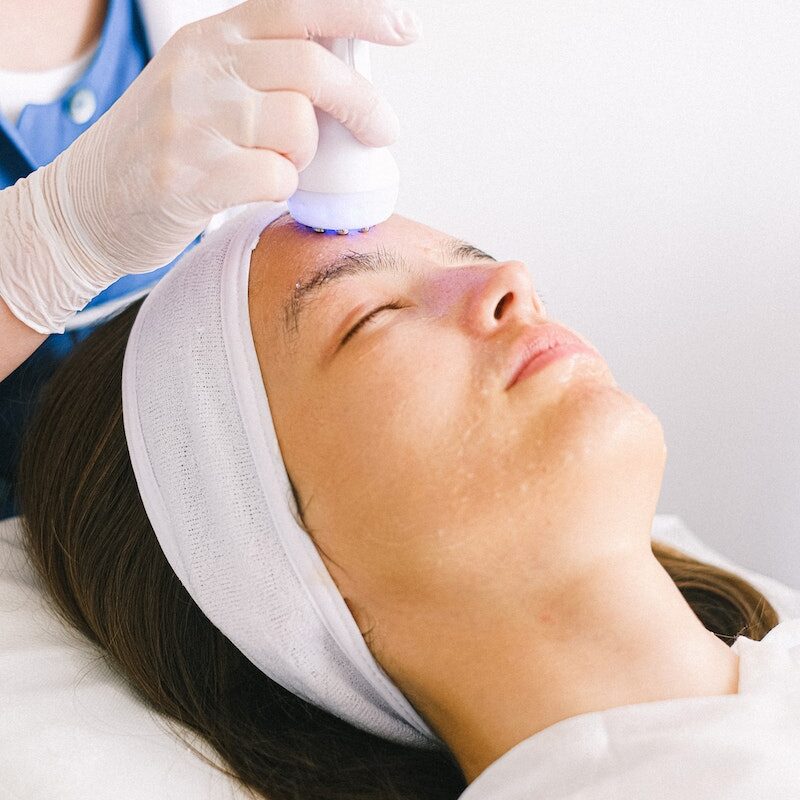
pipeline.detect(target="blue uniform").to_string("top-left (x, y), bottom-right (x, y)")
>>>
top-left (0, 0), bottom-right (189, 519)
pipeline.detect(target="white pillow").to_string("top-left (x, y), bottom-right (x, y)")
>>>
top-left (2, 512), bottom-right (799, 799)
top-left (0, 514), bottom-right (253, 800)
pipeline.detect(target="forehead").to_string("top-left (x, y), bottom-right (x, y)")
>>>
top-left (248, 212), bottom-right (451, 317)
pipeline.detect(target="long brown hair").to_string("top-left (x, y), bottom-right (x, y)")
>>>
top-left (15, 298), bottom-right (779, 800)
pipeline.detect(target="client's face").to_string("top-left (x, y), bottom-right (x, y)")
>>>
top-left (248, 212), bottom-right (665, 642)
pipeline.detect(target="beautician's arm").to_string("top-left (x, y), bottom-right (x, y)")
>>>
top-left (0, 297), bottom-right (46, 382)
top-left (0, 0), bottom-right (418, 385)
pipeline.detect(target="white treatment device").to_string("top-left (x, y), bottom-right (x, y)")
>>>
top-left (286, 37), bottom-right (400, 235)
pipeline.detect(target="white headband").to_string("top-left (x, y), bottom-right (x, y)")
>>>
top-left (121, 202), bottom-right (443, 749)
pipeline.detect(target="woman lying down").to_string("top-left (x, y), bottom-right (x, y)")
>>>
top-left (15, 202), bottom-right (800, 800)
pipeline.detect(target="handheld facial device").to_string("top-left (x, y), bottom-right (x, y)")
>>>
top-left (286, 37), bottom-right (400, 235)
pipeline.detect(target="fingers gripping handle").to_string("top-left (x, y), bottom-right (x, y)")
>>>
top-left (286, 37), bottom-right (400, 234)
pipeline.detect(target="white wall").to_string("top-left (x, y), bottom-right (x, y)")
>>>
top-left (372, 1), bottom-right (800, 587)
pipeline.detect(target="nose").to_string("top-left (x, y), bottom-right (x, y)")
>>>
top-left (464, 260), bottom-right (544, 336)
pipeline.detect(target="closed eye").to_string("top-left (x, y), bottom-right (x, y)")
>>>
top-left (339, 300), bottom-right (404, 348)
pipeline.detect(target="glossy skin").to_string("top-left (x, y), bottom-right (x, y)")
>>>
top-left (248, 212), bottom-right (739, 783)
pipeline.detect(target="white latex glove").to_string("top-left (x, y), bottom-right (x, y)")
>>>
top-left (0, 0), bottom-right (421, 334)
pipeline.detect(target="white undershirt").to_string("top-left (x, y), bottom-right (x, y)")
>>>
top-left (0, 44), bottom-right (98, 126)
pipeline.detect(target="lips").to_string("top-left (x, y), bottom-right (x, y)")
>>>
top-left (505, 324), bottom-right (596, 390)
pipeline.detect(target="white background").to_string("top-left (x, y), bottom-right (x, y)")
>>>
top-left (372, 1), bottom-right (800, 587)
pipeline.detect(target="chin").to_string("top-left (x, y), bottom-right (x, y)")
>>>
top-left (522, 369), bottom-right (667, 474)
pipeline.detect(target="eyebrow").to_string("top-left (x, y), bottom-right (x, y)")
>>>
top-left (283, 238), bottom-right (497, 337)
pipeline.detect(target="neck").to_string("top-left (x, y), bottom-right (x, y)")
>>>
top-left (0, 0), bottom-right (107, 71)
top-left (383, 542), bottom-right (740, 784)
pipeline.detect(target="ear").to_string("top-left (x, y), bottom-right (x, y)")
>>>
top-left (343, 594), bottom-right (375, 641)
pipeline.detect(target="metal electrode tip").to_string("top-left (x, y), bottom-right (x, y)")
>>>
top-left (309, 226), bottom-right (371, 233)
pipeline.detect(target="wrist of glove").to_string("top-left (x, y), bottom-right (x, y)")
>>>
top-left (0, 103), bottom-right (212, 336)
top-left (0, 147), bottom-right (126, 335)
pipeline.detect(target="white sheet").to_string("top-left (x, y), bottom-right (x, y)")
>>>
top-left (0, 514), bottom-right (253, 799)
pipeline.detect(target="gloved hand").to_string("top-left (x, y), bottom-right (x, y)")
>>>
top-left (0, 0), bottom-right (421, 334)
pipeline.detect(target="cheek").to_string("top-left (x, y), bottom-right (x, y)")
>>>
top-left (303, 325), bottom-right (473, 522)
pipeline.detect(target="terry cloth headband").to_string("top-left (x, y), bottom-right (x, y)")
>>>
top-left (121, 201), bottom-right (443, 749)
